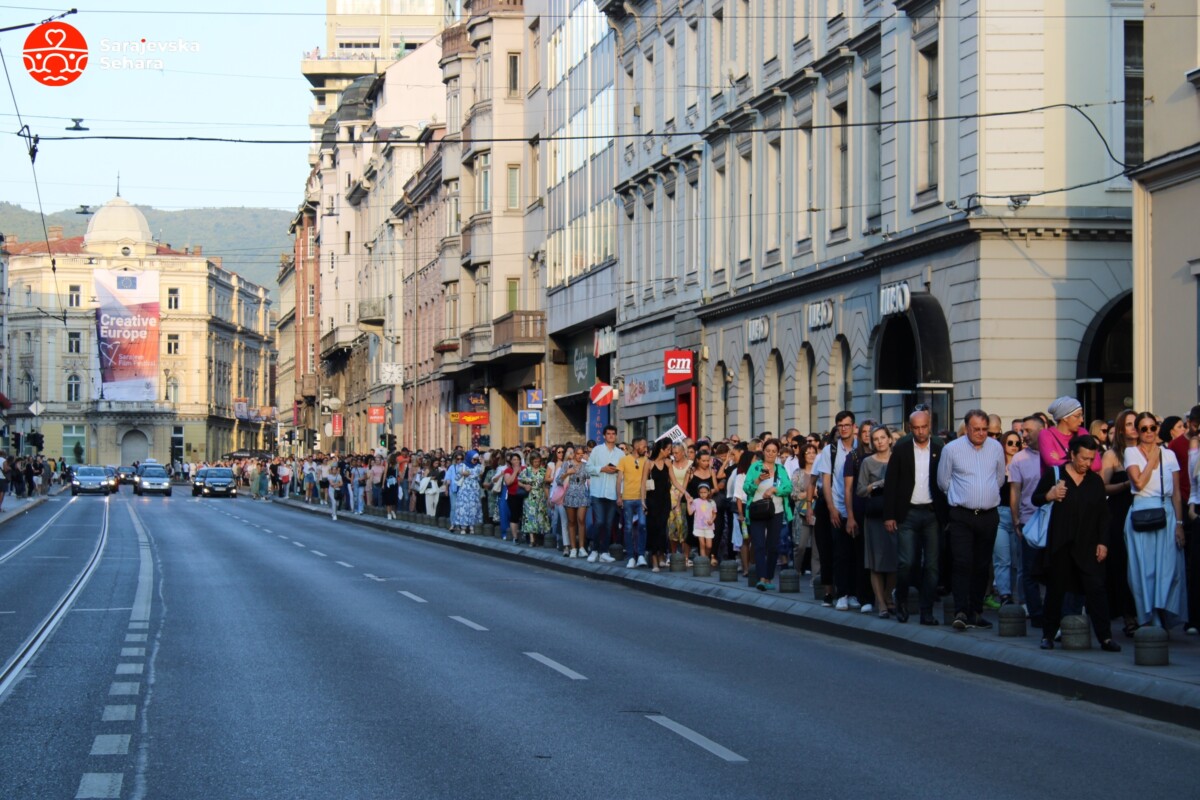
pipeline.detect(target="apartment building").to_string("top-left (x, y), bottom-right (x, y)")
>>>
top-left (601, 0), bottom-right (1140, 438)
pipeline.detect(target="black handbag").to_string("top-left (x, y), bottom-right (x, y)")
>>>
top-left (1130, 455), bottom-right (1168, 533)
top-left (748, 498), bottom-right (774, 521)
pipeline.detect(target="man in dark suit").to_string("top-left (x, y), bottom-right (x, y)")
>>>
top-left (883, 406), bottom-right (947, 624)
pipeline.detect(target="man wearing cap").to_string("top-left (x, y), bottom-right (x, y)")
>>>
top-left (1168, 405), bottom-right (1200, 633)
top-left (1039, 397), bottom-right (1101, 472)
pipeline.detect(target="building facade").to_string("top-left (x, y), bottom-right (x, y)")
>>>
top-left (601, 0), bottom-right (1139, 439)
top-left (3, 198), bottom-right (275, 465)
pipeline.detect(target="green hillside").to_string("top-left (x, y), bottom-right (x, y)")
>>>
top-left (0, 202), bottom-right (294, 296)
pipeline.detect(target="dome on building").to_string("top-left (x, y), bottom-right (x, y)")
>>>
top-left (84, 197), bottom-right (153, 246)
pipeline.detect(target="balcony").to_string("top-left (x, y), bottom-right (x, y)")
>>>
top-left (470, 0), bottom-right (524, 16)
top-left (461, 325), bottom-right (493, 362)
top-left (440, 23), bottom-right (473, 59)
top-left (491, 310), bottom-right (546, 363)
top-left (320, 324), bottom-right (358, 358)
top-left (357, 297), bottom-right (386, 330)
top-left (300, 374), bottom-right (318, 399)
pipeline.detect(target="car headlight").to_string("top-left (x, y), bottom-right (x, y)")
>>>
top-left (72, 480), bottom-right (80, 485)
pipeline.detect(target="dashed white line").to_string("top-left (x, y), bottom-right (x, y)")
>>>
top-left (121, 648), bottom-right (145, 657)
top-left (335, 561), bottom-right (354, 568)
top-left (524, 652), bottom-right (587, 681)
top-left (115, 663), bottom-right (143, 675)
top-left (263, 528), bottom-right (273, 533)
top-left (449, 616), bottom-right (488, 631)
top-left (277, 535), bottom-right (289, 540)
top-left (90, 734), bottom-right (131, 756)
top-left (363, 573), bottom-right (385, 582)
top-left (102, 705), bottom-right (136, 722)
top-left (124, 634), bottom-right (147, 643)
top-left (645, 715), bottom-right (748, 763)
top-left (76, 772), bottom-right (123, 798)
top-left (398, 591), bottom-right (426, 603)
top-left (108, 682), bottom-right (139, 696)
top-left (310, 550), bottom-right (327, 557)
top-left (292, 541), bottom-right (306, 548)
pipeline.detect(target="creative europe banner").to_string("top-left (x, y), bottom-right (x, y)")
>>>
top-left (94, 270), bottom-right (160, 401)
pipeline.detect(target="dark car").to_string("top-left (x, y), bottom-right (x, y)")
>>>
top-left (199, 467), bottom-right (236, 498)
top-left (191, 468), bottom-right (208, 497)
top-left (104, 466), bottom-right (119, 492)
top-left (134, 464), bottom-right (172, 496)
top-left (71, 466), bottom-right (111, 496)
top-left (117, 466), bottom-right (136, 484)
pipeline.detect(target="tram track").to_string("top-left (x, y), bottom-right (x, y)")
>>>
top-left (0, 496), bottom-right (111, 700)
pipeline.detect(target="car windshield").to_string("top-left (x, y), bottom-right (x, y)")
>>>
top-left (207, 469), bottom-right (233, 478)
top-left (76, 467), bottom-right (105, 477)
top-left (142, 467), bottom-right (168, 477)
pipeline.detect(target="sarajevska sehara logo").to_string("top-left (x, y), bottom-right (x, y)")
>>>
top-left (23, 21), bottom-right (88, 86)
top-left (663, 349), bottom-right (694, 386)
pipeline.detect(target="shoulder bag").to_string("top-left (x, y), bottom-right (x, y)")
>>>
top-left (1020, 466), bottom-right (1058, 549)
top-left (1130, 453), bottom-right (1168, 533)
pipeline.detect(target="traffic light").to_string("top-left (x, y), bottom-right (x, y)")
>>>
top-left (27, 431), bottom-right (44, 451)
top-left (379, 434), bottom-right (387, 448)
top-left (387, 433), bottom-right (396, 451)
top-left (12, 432), bottom-right (21, 452)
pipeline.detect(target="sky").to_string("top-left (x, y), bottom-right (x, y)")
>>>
top-left (0, 1), bottom-right (326, 213)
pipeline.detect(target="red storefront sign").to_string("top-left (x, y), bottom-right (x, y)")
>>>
top-left (458, 411), bottom-right (490, 425)
top-left (367, 405), bottom-right (386, 424)
top-left (331, 413), bottom-right (343, 436)
top-left (663, 350), bottom-right (694, 387)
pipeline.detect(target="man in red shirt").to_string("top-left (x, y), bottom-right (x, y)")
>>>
top-left (1167, 405), bottom-right (1199, 504)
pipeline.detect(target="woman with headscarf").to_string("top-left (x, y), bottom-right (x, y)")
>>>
top-left (1040, 396), bottom-right (1102, 473)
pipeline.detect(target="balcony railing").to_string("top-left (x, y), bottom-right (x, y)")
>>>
top-left (440, 23), bottom-right (473, 58)
top-left (470, 0), bottom-right (524, 15)
top-left (461, 326), bottom-right (493, 360)
top-left (357, 297), bottom-right (386, 326)
top-left (493, 310), bottom-right (545, 346)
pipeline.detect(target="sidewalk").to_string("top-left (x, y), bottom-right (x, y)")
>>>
top-left (0, 484), bottom-right (69, 526)
top-left (273, 495), bottom-right (1200, 729)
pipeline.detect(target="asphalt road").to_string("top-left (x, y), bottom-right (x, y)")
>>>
top-left (1, 490), bottom-right (1199, 799)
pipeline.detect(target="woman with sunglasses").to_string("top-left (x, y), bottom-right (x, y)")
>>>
top-left (1124, 412), bottom-right (1188, 630)
top-left (989, 431), bottom-right (1025, 609)
top-left (1089, 419), bottom-right (1111, 454)
top-left (1100, 409), bottom-right (1140, 635)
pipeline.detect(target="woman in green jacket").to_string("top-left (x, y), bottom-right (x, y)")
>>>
top-left (740, 439), bottom-right (793, 591)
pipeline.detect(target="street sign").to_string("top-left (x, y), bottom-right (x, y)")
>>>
top-left (518, 410), bottom-right (542, 427)
top-left (524, 389), bottom-right (543, 409)
top-left (28, 400), bottom-right (44, 416)
top-left (449, 412), bottom-right (461, 423)
top-left (367, 406), bottom-right (386, 424)
top-left (589, 381), bottom-right (613, 407)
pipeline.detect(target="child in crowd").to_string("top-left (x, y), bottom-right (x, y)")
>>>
top-left (689, 483), bottom-right (718, 567)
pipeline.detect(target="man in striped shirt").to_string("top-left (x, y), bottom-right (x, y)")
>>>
top-left (938, 409), bottom-right (1006, 630)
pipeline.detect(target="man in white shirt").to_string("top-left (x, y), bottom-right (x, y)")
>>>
top-left (586, 425), bottom-right (623, 563)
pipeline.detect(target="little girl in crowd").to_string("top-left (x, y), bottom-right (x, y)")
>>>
top-left (689, 484), bottom-right (718, 567)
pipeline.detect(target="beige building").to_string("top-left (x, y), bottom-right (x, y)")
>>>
top-left (1131, 0), bottom-right (1200, 414)
top-left (2, 198), bottom-right (275, 466)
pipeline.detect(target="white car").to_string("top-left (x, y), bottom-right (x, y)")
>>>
top-left (134, 465), bottom-right (172, 496)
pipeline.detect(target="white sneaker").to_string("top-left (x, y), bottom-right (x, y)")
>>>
top-left (626, 558), bottom-right (636, 568)
top-left (570, 548), bottom-right (578, 558)
top-left (860, 603), bottom-right (875, 614)
top-left (599, 553), bottom-right (616, 563)
top-left (848, 596), bottom-right (862, 609)
top-left (636, 555), bottom-right (648, 567)
top-left (835, 596), bottom-right (850, 611)
top-left (331, 513), bottom-right (337, 521)
top-left (587, 551), bottom-right (599, 563)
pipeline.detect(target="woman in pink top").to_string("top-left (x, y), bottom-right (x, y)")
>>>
top-left (1040, 396), bottom-right (1102, 472)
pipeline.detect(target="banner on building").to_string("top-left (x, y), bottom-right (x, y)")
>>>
top-left (234, 398), bottom-right (250, 420)
top-left (331, 413), bottom-right (344, 436)
top-left (622, 369), bottom-right (673, 407)
top-left (458, 411), bottom-right (489, 425)
top-left (368, 406), bottom-right (386, 424)
top-left (566, 331), bottom-right (597, 394)
top-left (587, 402), bottom-right (610, 443)
top-left (94, 269), bottom-right (160, 401)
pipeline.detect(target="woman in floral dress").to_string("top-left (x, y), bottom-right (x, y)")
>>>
top-left (519, 452), bottom-right (553, 546)
top-left (452, 454), bottom-right (485, 533)
top-left (666, 443), bottom-right (693, 564)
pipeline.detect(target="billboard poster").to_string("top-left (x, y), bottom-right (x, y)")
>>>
top-left (94, 269), bottom-right (160, 401)
top-left (234, 398), bottom-right (250, 420)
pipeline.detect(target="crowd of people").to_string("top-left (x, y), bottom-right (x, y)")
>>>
top-left (232, 397), bottom-right (1200, 654)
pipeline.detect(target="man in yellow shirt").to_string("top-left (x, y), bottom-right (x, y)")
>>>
top-left (616, 437), bottom-right (649, 568)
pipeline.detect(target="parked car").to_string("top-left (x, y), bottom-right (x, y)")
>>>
top-left (117, 466), bottom-right (136, 484)
top-left (191, 468), bottom-right (208, 497)
top-left (198, 467), bottom-right (236, 498)
top-left (71, 466), bottom-right (111, 496)
top-left (134, 464), bottom-right (172, 496)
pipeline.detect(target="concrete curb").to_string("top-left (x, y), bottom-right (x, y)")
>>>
top-left (0, 483), bottom-right (70, 526)
top-left (271, 496), bottom-right (1200, 730)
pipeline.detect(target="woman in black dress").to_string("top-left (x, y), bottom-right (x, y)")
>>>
top-left (1033, 434), bottom-right (1121, 652)
top-left (644, 439), bottom-right (672, 572)
top-left (1100, 409), bottom-right (1139, 635)
top-left (382, 455), bottom-right (400, 520)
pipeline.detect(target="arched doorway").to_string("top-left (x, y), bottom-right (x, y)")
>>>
top-left (875, 293), bottom-right (954, 434)
top-left (1078, 292), bottom-right (1132, 423)
top-left (120, 429), bottom-right (149, 465)
top-left (737, 355), bottom-right (756, 438)
top-left (794, 345), bottom-right (817, 433)
top-left (711, 362), bottom-right (729, 439)
top-left (764, 350), bottom-right (784, 436)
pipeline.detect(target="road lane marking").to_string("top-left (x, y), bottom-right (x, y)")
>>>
top-left (278, 535), bottom-right (289, 540)
top-left (120, 648), bottom-right (145, 657)
top-left (524, 652), bottom-right (587, 681)
top-left (102, 705), bottom-right (136, 722)
top-left (450, 616), bottom-right (488, 631)
top-left (108, 682), bottom-right (140, 695)
top-left (128, 621), bottom-right (148, 629)
top-left (363, 573), bottom-right (385, 582)
top-left (0, 496), bottom-right (77, 566)
top-left (90, 734), bottom-right (130, 756)
top-left (73, 608), bottom-right (133, 612)
top-left (124, 634), bottom-right (147, 643)
top-left (126, 507), bottom-right (153, 624)
top-left (398, 591), bottom-right (426, 603)
top-left (0, 611), bottom-right (14, 615)
top-left (76, 773), bottom-right (122, 798)
top-left (335, 561), bottom-right (354, 568)
top-left (645, 715), bottom-right (747, 763)
top-left (292, 542), bottom-right (306, 548)
top-left (263, 528), bottom-right (273, 533)
top-left (33, 555), bottom-right (70, 559)
top-left (115, 663), bottom-right (143, 675)
top-left (310, 551), bottom-right (327, 557)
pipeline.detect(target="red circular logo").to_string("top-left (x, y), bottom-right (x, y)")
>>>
top-left (23, 22), bottom-right (88, 86)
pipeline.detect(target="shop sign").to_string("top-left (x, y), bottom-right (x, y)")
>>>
top-left (806, 300), bottom-right (834, 330)
top-left (623, 369), bottom-right (674, 407)
top-left (331, 413), bottom-right (343, 436)
top-left (518, 410), bottom-right (542, 427)
top-left (663, 350), bottom-right (694, 387)
top-left (449, 412), bottom-right (461, 423)
top-left (880, 281), bottom-right (911, 317)
top-left (367, 406), bottom-right (386, 424)
top-left (458, 392), bottom-right (487, 412)
top-left (567, 331), bottom-right (597, 394)
top-left (590, 381), bottom-right (614, 407)
top-left (524, 388), bottom-right (544, 409)
top-left (593, 326), bottom-right (618, 358)
top-left (458, 411), bottom-right (489, 425)
top-left (587, 403), bottom-right (610, 442)
top-left (747, 316), bottom-right (770, 343)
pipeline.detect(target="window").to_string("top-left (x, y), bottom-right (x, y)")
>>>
top-left (710, 11), bottom-right (724, 95)
top-left (478, 51), bottom-right (492, 102)
top-left (642, 48), bottom-right (655, 134)
top-left (167, 334), bottom-right (180, 355)
top-left (685, 22), bottom-right (699, 109)
top-left (506, 278), bottom-right (520, 312)
top-left (307, 284), bottom-right (316, 316)
top-left (165, 378), bottom-right (179, 403)
top-left (63, 424), bottom-right (85, 463)
top-left (919, 45), bottom-right (939, 191)
top-left (446, 282), bottom-right (460, 336)
top-left (507, 53), bottom-right (520, 97)
top-left (478, 154), bottom-right (491, 212)
top-left (664, 36), bottom-right (676, 124)
top-left (738, 150), bottom-right (752, 263)
top-left (447, 179), bottom-right (461, 234)
top-left (831, 103), bottom-right (849, 232)
top-left (23, 331), bottom-right (31, 353)
top-left (527, 24), bottom-right (539, 89)
top-left (739, 0), bottom-right (750, 74)
top-left (474, 265), bottom-right (490, 325)
top-left (713, 164), bottom-right (726, 273)
top-left (168, 287), bottom-right (180, 310)
top-left (685, 180), bottom-right (699, 275)
top-left (764, 0), bottom-right (777, 61)
top-left (795, 122), bottom-right (812, 242)
top-left (307, 342), bottom-right (316, 373)
top-left (447, 79), bottom-right (461, 134)
top-left (506, 165), bottom-right (521, 209)
top-left (344, 231), bottom-right (351, 255)
top-left (24, 285), bottom-right (31, 306)
top-left (1124, 21), bottom-right (1144, 166)
top-left (767, 139), bottom-right (781, 251)
top-left (67, 331), bottom-right (81, 354)
top-left (663, 188), bottom-right (674, 284)
top-left (528, 142), bottom-right (539, 199)
top-left (866, 84), bottom-right (882, 224)
top-left (68, 284), bottom-right (81, 307)
top-left (66, 374), bottom-right (81, 402)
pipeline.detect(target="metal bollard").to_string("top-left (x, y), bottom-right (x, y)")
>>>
top-left (998, 603), bottom-right (1027, 637)
top-left (1060, 615), bottom-right (1091, 650)
top-left (609, 543), bottom-right (625, 560)
top-left (1134, 626), bottom-right (1169, 666)
top-left (778, 569), bottom-right (800, 593)
top-left (669, 553), bottom-right (688, 573)
top-left (719, 560), bottom-right (739, 582)
top-left (692, 559), bottom-right (712, 578)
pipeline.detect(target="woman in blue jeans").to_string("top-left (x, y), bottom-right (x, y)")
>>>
top-left (739, 439), bottom-right (793, 591)
top-left (991, 432), bottom-right (1023, 606)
